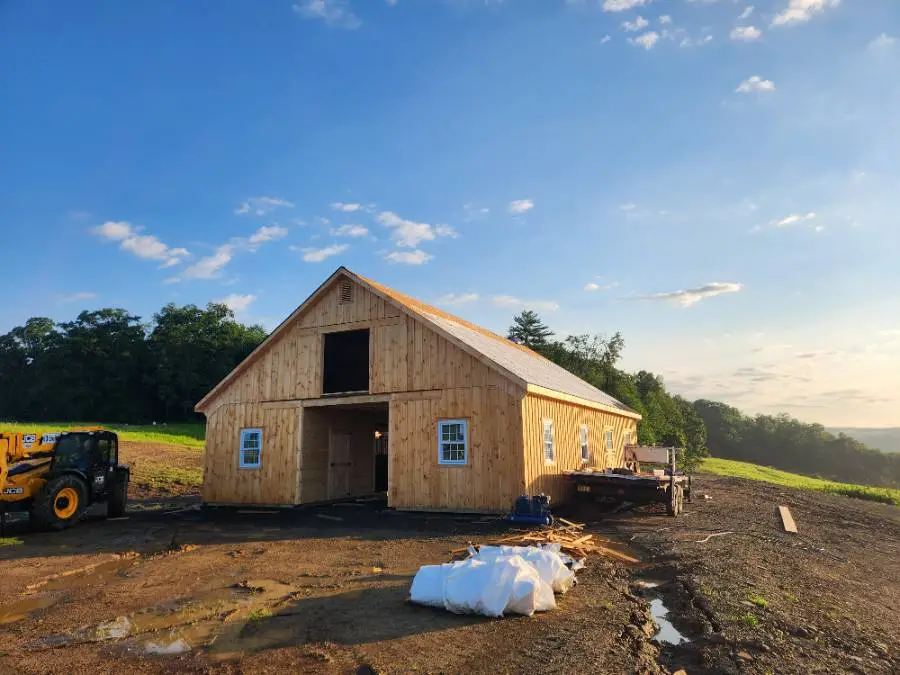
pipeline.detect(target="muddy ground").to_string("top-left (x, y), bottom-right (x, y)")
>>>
top-left (1, 470), bottom-right (898, 674)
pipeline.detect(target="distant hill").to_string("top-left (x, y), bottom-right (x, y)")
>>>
top-left (828, 428), bottom-right (900, 454)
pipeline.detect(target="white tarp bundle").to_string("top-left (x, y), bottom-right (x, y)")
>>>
top-left (408, 545), bottom-right (578, 618)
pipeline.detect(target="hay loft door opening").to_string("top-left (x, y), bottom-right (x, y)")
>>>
top-left (323, 329), bottom-right (370, 395)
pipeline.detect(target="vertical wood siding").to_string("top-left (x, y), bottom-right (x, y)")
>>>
top-left (388, 385), bottom-right (525, 512)
top-left (521, 393), bottom-right (638, 505)
top-left (202, 403), bottom-right (299, 505)
top-left (200, 274), bottom-right (635, 511)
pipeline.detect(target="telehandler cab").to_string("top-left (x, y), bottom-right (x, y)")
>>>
top-left (0, 429), bottom-right (129, 530)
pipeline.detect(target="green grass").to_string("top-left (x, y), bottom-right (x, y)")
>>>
top-left (739, 612), bottom-right (760, 629)
top-left (249, 608), bottom-right (273, 621)
top-left (747, 594), bottom-right (769, 609)
top-left (0, 537), bottom-right (24, 547)
top-left (0, 422), bottom-right (205, 449)
top-left (134, 464), bottom-right (203, 489)
top-left (699, 457), bottom-right (900, 506)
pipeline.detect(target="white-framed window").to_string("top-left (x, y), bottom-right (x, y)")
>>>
top-left (580, 425), bottom-right (589, 463)
top-left (624, 431), bottom-right (632, 446)
top-left (605, 430), bottom-right (614, 451)
top-left (438, 419), bottom-right (468, 465)
top-left (239, 428), bottom-right (262, 469)
top-left (543, 419), bottom-right (555, 463)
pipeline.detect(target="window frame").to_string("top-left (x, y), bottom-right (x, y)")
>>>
top-left (543, 419), bottom-right (555, 464)
top-left (579, 425), bottom-right (589, 463)
top-left (437, 419), bottom-right (469, 466)
top-left (239, 428), bottom-right (263, 469)
top-left (605, 429), bottom-right (614, 451)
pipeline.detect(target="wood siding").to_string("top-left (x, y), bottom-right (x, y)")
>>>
top-left (199, 273), bottom-right (638, 511)
top-left (389, 385), bottom-right (525, 512)
top-left (521, 393), bottom-right (638, 505)
top-left (202, 403), bottom-right (299, 505)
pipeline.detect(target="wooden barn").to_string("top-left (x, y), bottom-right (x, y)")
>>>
top-left (195, 267), bottom-right (641, 512)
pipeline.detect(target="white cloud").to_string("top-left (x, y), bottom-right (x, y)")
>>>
top-left (386, 0), bottom-right (399, 6)
top-left (437, 292), bottom-right (479, 306)
top-left (331, 202), bottom-right (362, 212)
top-left (637, 282), bottom-right (743, 307)
top-left (869, 33), bottom-right (896, 50)
top-left (214, 293), bottom-right (256, 313)
top-left (735, 75), bottom-right (775, 93)
top-left (292, 0), bottom-right (361, 29)
top-left (622, 16), bottom-right (649, 31)
top-left (602, 0), bottom-right (649, 11)
top-left (247, 225), bottom-right (288, 247)
top-left (620, 202), bottom-right (637, 211)
top-left (292, 243), bottom-right (349, 262)
top-left (730, 25), bottom-right (762, 41)
top-left (680, 35), bottom-right (714, 48)
top-left (508, 199), bottom-right (534, 214)
top-left (463, 204), bottom-right (490, 221)
top-left (738, 5), bottom-right (754, 20)
top-left (385, 249), bottom-right (433, 265)
top-left (772, 212), bottom-right (817, 227)
top-left (57, 291), bottom-right (97, 304)
top-left (600, 34), bottom-right (612, 44)
top-left (492, 295), bottom-right (560, 312)
top-left (329, 224), bottom-right (369, 237)
top-left (584, 281), bottom-right (618, 292)
top-left (377, 211), bottom-right (456, 247)
top-left (629, 31), bottom-right (660, 49)
top-left (772, 0), bottom-right (840, 27)
top-left (181, 244), bottom-right (235, 280)
top-left (234, 196), bottom-right (294, 216)
top-left (92, 221), bottom-right (190, 268)
top-left (659, 15), bottom-right (672, 24)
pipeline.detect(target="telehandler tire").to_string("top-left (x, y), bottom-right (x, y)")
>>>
top-left (30, 475), bottom-right (87, 531)
top-left (107, 473), bottom-right (128, 518)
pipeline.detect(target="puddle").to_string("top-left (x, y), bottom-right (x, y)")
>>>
top-left (649, 597), bottom-right (689, 645)
top-left (636, 581), bottom-right (690, 646)
top-left (0, 595), bottom-right (58, 625)
top-left (36, 579), bottom-right (299, 652)
top-left (29, 556), bottom-right (140, 593)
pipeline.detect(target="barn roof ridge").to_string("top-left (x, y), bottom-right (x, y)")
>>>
top-left (195, 266), bottom-right (638, 418)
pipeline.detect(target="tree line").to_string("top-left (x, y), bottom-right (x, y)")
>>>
top-left (2, 304), bottom-right (897, 488)
top-left (0, 304), bottom-right (266, 424)
top-left (509, 310), bottom-right (900, 488)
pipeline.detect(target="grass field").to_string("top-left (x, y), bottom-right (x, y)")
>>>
top-left (700, 457), bottom-right (900, 506)
top-left (0, 422), bottom-right (205, 449)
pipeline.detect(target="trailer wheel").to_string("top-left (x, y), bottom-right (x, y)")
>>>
top-left (666, 485), bottom-right (682, 517)
top-left (107, 474), bottom-right (128, 518)
top-left (30, 475), bottom-right (87, 530)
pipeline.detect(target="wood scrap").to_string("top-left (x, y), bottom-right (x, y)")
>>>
top-left (779, 505), bottom-right (798, 533)
top-left (446, 520), bottom-right (642, 566)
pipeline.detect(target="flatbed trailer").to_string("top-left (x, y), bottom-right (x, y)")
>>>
top-left (564, 446), bottom-right (692, 516)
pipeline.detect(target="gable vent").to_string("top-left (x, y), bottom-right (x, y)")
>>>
top-left (339, 281), bottom-right (354, 304)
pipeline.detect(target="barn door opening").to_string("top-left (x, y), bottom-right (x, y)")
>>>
top-left (323, 329), bottom-right (370, 395)
top-left (328, 431), bottom-right (353, 499)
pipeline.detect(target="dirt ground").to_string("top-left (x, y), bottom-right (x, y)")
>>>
top-left (1, 471), bottom-right (897, 674)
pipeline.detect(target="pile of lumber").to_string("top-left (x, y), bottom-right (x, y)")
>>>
top-left (450, 518), bottom-right (640, 565)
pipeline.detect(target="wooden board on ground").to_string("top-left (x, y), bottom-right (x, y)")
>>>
top-left (779, 505), bottom-right (798, 533)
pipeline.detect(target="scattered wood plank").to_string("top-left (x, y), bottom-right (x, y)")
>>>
top-left (779, 505), bottom-right (798, 533)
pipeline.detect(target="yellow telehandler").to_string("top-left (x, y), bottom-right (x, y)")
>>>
top-left (0, 429), bottom-right (129, 530)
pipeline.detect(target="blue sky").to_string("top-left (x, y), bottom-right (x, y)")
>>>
top-left (2, 0), bottom-right (899, 426)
